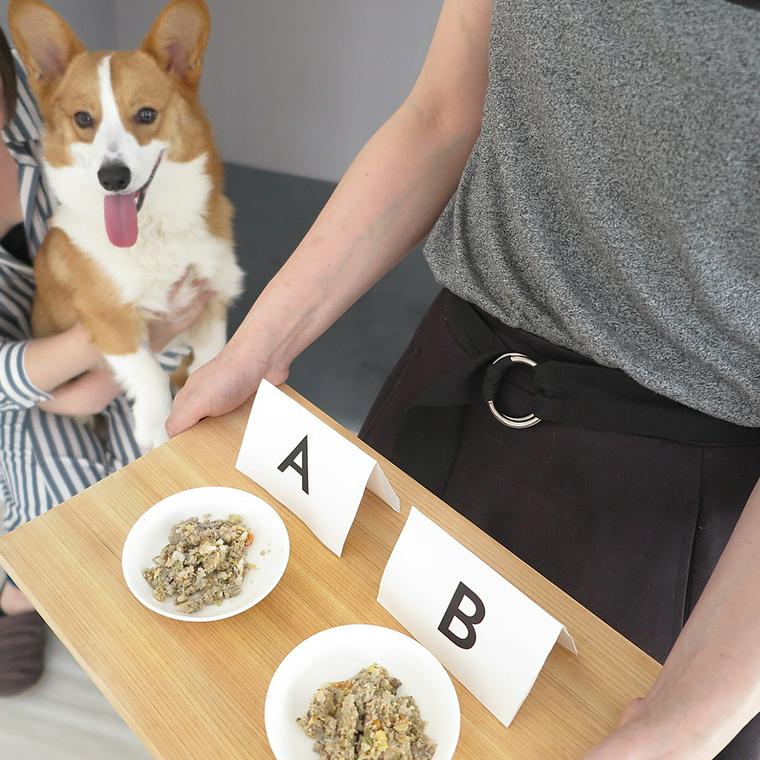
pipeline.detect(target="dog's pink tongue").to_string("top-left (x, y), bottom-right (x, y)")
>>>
top-left (103, 193), bottom-right (139, 248)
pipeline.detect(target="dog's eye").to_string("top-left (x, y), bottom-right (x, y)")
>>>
top-left (74, 111), bottom-right (94, 129)
top-left (136, 107), bottom-right (158, 125)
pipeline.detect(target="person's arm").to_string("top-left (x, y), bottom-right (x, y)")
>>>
top-left (22, 322), bottom-right (103, 392)
top-left (166, 0), bottom-right (492, 435)
top-left (586, 477), bottom-right (760, 760)
top-left (37, 362), bottom-right (122, 416)
top-left (0, 315), bottom-right (103, 413)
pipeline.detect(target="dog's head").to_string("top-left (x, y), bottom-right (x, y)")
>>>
top-left (9, 0), bottom-right (212, 248)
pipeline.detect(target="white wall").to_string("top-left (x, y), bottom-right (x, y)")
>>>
top-left (3, 0), bottom-right (442, 182)
top-left (115, 0), bottom-right (441, 181)
top-left (0, 0), bottom-right (117, 49)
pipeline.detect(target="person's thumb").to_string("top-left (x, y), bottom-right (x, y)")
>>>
top-left (166, 387), bottom-right (203, 438)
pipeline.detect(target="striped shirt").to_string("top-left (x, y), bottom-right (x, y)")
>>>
top-left (0, 52), bottom-right (187, 532)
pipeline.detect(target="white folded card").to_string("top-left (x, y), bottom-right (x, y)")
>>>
top-left (236, 380), bottom-right (400, 556)
top-left (378, 507), bottom-right (576, 728)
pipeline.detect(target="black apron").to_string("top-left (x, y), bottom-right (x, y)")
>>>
top-left (360, 290), bottom-right (760, 760)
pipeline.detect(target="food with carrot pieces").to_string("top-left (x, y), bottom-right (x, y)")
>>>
top-left (297, 663), bottom-right (436, 759)
top-left (142, 514), bottom-right (254, 613)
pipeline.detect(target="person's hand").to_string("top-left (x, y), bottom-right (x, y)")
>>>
top-left (584, 697), bottom-right (711, 760)
top-left (583, 700), bottom-right (655, 760)
top-left (147, 269), bottom-right (216, 352)
top-left (38, 362), bottom-right (123, 416)
top-left (165, 342), bottom-right (289, 437)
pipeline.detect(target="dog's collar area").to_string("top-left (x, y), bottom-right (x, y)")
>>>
top-left (136, 152), bottom-right (164, 213)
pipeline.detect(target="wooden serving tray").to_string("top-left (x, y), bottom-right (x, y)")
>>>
top-left (0, 386), bottom-right (659, 759)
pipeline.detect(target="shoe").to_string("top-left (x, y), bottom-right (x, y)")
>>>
top-left (0, 576), bottom-right (46, 697)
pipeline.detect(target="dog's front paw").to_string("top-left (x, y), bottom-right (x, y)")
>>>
top-left (134, 421), bottom-right (169, 454)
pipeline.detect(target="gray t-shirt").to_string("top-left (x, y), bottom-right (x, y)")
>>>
top-left (424, 0), bottom-right (760, 426)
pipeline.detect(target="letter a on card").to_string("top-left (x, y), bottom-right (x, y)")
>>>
top-left (236, 380), bottom-right (400, 556)
top-left (278, 435), bottom-right (310, 494)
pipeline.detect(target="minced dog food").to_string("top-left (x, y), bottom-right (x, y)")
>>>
top-left (142, 514), bottom-right (253, 613)
top-left (298, 664), bottom-right (436, 760)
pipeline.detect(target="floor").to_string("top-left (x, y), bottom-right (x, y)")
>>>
top-left (0, 628), bottom-right (150, 760)
top-left (0, 164), bottom-right (438, 758)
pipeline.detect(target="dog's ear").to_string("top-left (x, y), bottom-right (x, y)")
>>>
top-left (141, 0), bottom-right (210, 91)
top-left (8, 0), bottom-right (84, 101)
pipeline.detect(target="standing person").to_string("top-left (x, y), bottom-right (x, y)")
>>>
top-left (167, 2), bottom-right (760, 757)
top-left (0, 30), bottom-right (213, 697)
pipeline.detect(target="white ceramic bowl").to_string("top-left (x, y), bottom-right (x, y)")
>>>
top-left (265, 625), bottom-right (460, 760)
top-left (122, 486), bottom-right (289, 622)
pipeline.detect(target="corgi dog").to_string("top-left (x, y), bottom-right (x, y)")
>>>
top-left (9, 0), bottom-right (244, 451)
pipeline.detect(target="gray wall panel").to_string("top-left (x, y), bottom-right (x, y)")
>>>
top-left (115, 0), bottom-right (441, 181)
top-left (0, 0), bottom-right (117, 49)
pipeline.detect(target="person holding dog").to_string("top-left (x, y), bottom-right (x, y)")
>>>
top-left (168, 1), bottom-right (760, 758)
top-left (0, 28), bottom-right (213, 696)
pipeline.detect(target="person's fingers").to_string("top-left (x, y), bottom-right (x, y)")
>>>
top-left (167, 347), bottom-right (268, 437)
top-left (159, 291), bottom-right (216, 342)
top-left (190, 277), bottom-right (210, 291)
top-left (168, 266), bottom-right (193, 301)
top-left (166, 383), bottom-right (205, 437)
top-left (167, 293), bottom-right (217, 336)
top-left (174, 288), bottom-right (216, 319)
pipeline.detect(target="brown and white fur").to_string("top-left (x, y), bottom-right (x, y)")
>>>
top-left (9, 0), bottom-right (243, 451)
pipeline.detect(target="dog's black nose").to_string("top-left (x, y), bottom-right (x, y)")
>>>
top-left (98, 162), bottom-right (132, 192)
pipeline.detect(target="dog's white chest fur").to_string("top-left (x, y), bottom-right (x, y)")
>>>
top-left (47, 153), bottom-right (242, 313)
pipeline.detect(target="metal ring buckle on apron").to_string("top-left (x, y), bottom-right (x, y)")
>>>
top-left (486, 353), bottom-right (542, 429)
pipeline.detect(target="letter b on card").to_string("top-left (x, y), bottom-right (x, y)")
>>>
top-left (236, 380), bottom-right (399, 556)
top-left (438, 582), bottom-right (486, 650)
top-left (378, 508), bottom-right (576, 728)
